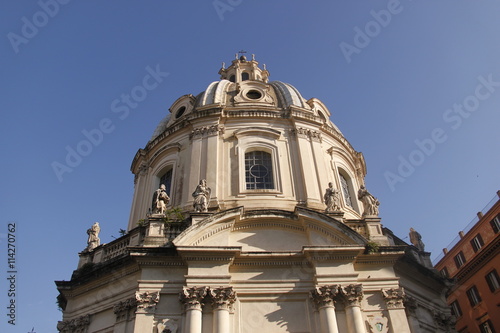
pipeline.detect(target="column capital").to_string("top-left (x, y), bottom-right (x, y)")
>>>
top-left (179, 286), bottom-right (208, 311)
top-left (57, 314), bottom-right (91, 333)
top-left (403, 295), bottom-right (418, 315)
top-left (382, 287), bottom-right (405, 309)
top-left (135, 291), bottom-right (160, 312)
top-left (340, 284), bottom-right (363, 307)
top-left (310, 284), bottom-right (340, 310)
top-left (113, 297), bottom-right (137, 321)
top-left (210, 286), bottom-right (237, 310)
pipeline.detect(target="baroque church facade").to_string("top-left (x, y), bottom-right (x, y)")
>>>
top-left (56, 55), bottom-right (454, 333)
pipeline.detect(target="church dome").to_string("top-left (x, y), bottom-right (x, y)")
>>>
top-left (131, 55), bottom-right (366, 231)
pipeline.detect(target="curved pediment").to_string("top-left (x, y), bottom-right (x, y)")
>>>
top-left (173, 207), bottom-right (367, 252)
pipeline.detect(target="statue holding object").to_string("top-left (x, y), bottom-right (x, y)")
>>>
top-left (358, 185), bottom-right (380, 216)
top-left (152, 184), bottom-right (170, 215)
top-left (324, 182), bottom-right (341, 212)
top-left (192, 179), bottom-right (211, 212)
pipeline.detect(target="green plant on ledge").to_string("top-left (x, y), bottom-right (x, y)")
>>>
top-left (137, 219), bottom-right (147, 227)
top-left (163, 206), bottom-right (185, 224)
top-left (365, 241), bottom-right (380, 254)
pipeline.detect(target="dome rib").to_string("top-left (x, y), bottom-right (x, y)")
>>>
top-left (269, 81), bottom-right (306, 108)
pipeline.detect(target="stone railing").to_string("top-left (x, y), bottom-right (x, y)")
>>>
top-left (102, 236), bottom-right (131, 262)
top-left (78, 217), bottom-right (191, 268)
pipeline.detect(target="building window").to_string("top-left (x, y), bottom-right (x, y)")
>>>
top-left (479, 320), bottom-right (495, 333)
top-left (160, 169), bottom-right (173, 196)
top-left (466, 285), bottom-right (482, 307)
top-left (471, 233), bottom-right (484, 252)
top-left (485, 270), bottom-right (500, 292)
top-left (450, 300), bottom-right (462, 317)
top-left (245, 151), bottom-right (274, 190)
top-left (491, 214), bottom-right (500, 233)
top-left (241, 72), bottom-right (249, 81)
top-left (454, 251), bottom-right (466, 268)
top-left (229, 75), bottom-right (235, 82)
top-left (339, 173), bottom-right (353, 208)
top-left (440, 267), bottom-right (449, 278)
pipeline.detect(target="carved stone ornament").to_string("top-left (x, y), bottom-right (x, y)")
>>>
top-left (403, 295), bottom-right (418, 316)
top-left (57, 314), bottom-right (90, 333)
top-left (113, 297), bottom-right (137, 321)
top-left (179, 286), bottom-right (209, 310)
top-left (367, 314), bottom-right (389, 333)
top-left (210, 286), bottom-right (237, 310)
top-left (157, 318), bottom-right (179, 333)
top-left (310, 285), bottom-right (340, 310)
top-left (382, 288), bottom-right (405, 309)
top-left (135, 291), bottom-right (160, 309)
top-left (190, 125), bottom-right (224, 140)
top-left (291, 127), bottom-right (322, 142)
top-left (340, 284), bottom-right (364, 307)
top-left (433, 310), bottom-right (456, 330)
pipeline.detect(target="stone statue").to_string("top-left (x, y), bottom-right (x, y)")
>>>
top-left (157, 318), bottom-right (178, 333)
top-left (192, 179), bottom-right (211, 212)
top-left (324, 182), bottom-right (340, 212)
top-left (357, 185), bottom-right (380, 216)
top-left (86, 222), bottom-right (100, 251)
top-left (152, 184), bottom-right (170, 215)
top-left (409, 227), bottom-right (425, 251)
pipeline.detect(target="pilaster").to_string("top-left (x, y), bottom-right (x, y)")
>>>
top-left (382, 288), bottom-right (411, 333)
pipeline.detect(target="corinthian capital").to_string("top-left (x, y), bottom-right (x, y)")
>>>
top-left (340, 284), bottom-right (364, 307)
top-left (210, 286), bottom-right (237, 310)
top-left (382, 288), bottom-right (405, 309)
top-left (179, 286), bottom-right (208, 310)
top-left (135, 291), bottom-right (160, 310)
top-left (310, 285), bottom-right (340, 310)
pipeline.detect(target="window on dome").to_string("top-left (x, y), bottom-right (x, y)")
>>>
top-left (245, 151), bottom-right (274, 190)
top-left (339, 173), bottom-right (353, 208)
top-left (160, 169), bottom-right (173, 196)
top-left (229, 75), bottom-right (235, 82)
top-left (246, 90), bottom-right (262, 100)
top-left (175, 106), bottom-right (186, 119)
top-left (242, 72), bottom-right (249, 81)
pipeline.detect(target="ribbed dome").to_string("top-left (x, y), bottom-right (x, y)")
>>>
top-left (194, 79), bottom-right (308, 109)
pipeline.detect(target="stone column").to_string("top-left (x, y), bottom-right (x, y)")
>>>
top-left (341, 284), bottom-right (365, 333)
top-left (310, 285), bottom-right (340, 333)
top-left (180, 286), bottom-right (208, 333)
top-left (133, 291), bottom-right (160, 332)
top-left (210, 286), bottom-right (236, 333)
top-left (382, 288), bottom-right (411, 333)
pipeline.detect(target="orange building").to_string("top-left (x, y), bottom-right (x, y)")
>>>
top-left (435, 191), bottom-right (500, 333)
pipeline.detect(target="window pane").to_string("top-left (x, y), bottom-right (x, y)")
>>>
top-left (480, 320), bottom-right (495, 333)
top-left (466, 286), bottom-right (481, 306)
top-left (340, 173), bottom-right (353, 208)
top-left (471, 234), bottom-right (484, 252)
top-left (491, 215), bottom-right (500, 233)
top-left (450, 300), bottom-right (462, 317)
top-left (486, 270), bottom-right (500, 292)
top-left (455, 251), bottom-right (466, 268)
top-left (245, 151), bottom-right (274, 190)
top-left (160, 169), bottom-right (173, 196)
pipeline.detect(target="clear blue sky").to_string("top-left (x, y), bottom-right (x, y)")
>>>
top-left (1, 1), bottom-right (499, 331)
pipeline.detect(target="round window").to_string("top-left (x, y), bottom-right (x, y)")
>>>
top-left (246, 90), bottom-right (262, 100)
top-left (175, 106), bottom-right (186, 118)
